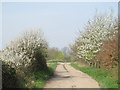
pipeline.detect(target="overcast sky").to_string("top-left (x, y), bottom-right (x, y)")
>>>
top-left (1, 2), bottom-right (118, 50)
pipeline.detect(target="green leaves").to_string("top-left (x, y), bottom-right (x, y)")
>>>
top-left (1, 29), bottom-right (48, 88)
top-left (71, 10), bottom-right (118, 65)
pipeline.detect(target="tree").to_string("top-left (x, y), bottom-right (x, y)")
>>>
top-left (0, 29), bottom-right (48, 87)
top-left (61, 47), bottom-right (70, 55)
top-left (71, 10), bottom-right (118, 67)
top-left (61, 47), bottom-right (72, 61)
top-left (55, 53), bottom-right (64, 60)
top-left (47, 47), bottom-right (64, 60)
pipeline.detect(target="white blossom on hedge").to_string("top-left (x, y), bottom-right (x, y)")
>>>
top-left (74, 11), bottom-right (118, 63)
top-left (0, 29), bottom-right (48, 68)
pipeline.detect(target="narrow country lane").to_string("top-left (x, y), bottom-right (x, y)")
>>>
top-left (44, 63), bottom-right (100, 88)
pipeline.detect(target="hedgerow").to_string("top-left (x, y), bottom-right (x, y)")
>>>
top-left (0, 29), bottom-right (48, 88)
top-left (71, 10), bottom-right (118, 69)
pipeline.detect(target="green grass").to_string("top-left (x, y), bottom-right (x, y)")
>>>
top-left (71, 63), bottom-right (118, 88)
top-left (47, 60), bottom-right (72, 63)
top-left (34, 63), bottom-right (57, 88)
top-left (25, 63), bottom-right (57, 88)
top-left (47, 60), bottom-right (64, 63)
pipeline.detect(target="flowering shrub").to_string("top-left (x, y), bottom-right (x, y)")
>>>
top-left (1, 29), bottom-right (48, 70)
top-left (0, 29), bottom-right (48, 87)
top-left (71, 11), bottom-right (118, 68)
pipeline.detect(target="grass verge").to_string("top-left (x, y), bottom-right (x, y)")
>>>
top-left (25, 63), bottom-right (57, 88)
top-left (47, 60), bottom-right (64, 63)
top-left (47, 60), bottom-right (71, 63)
top-left (71, 63), bottom-right (118, 88)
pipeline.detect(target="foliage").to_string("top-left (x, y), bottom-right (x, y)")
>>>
top-left (30, 63), bottom-right (57, 88)
top-left (47, 47), bottom-right (64, 60)
top-left (2, 61), bottom-right (19, 88)
top-left (70, 10), bottom-right (118, 69)
top-left (61, 47), bottom-right (72, 61)
top-left (71, 63), bottom-right (118, 88)
top-left (0, 29), bottom-right (48, 88)
top-left (1, 29), bottom-right (47, 70)
top-left (95, 33), bottom-right (118, 69)
top-left (55, 53), bottom-right (64, 60)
